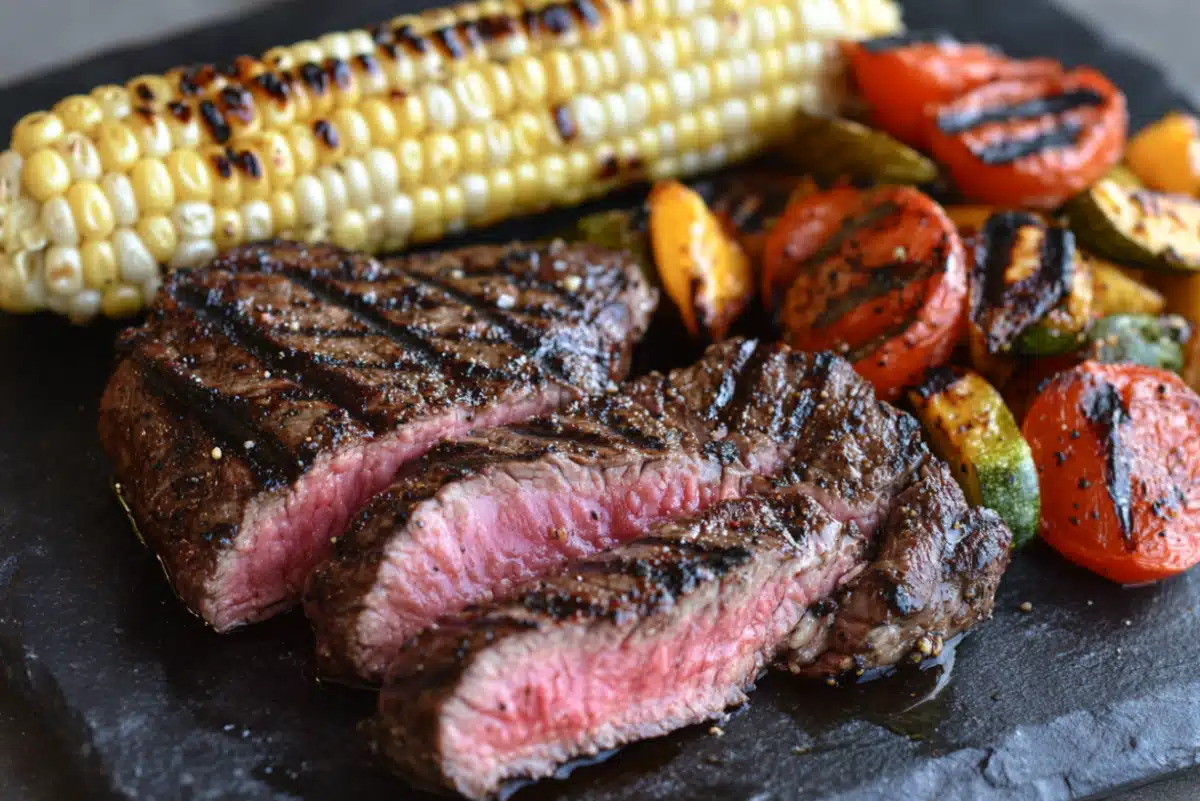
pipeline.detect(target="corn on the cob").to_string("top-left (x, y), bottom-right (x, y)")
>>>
top-left (0, 0), bottom-right (901, 323)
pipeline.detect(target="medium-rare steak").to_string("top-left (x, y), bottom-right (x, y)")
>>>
top-left (368, 493), bottom-right (868, 801)
top-left (306, 339), bottom-right (928, 682)
top-left (785, 456), bottom-right (1013, 677)
top-left (97, 240), bottom-right (655, 631)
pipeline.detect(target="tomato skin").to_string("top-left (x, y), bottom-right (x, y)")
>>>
top-left (844, 37), bottom-right (1061, 150)
top-left (926, 67), bottom-right (1128, 209)
top-left (1023, 362), bottom-right (1200, 583)
top-left (770, 186), bottom-right (968, 401)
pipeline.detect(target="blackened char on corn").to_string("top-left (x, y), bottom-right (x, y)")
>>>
top-left (306, 339), bottom-right (929, 683)
top-left (97, 240), bottom-right (656, 631)
top-left (369, 493), bottom-right (867, 801)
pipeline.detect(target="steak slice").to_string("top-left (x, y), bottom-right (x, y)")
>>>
top-left (368, 492), bottom-right (867, 801)
top-left (306, 339), bottom-right (928, 682)
top-left (784, 456), bottom-right (1013, 677)
top-left (97, 240), bottom-right (655, 630)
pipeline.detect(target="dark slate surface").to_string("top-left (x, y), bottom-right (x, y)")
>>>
top-left (2, 1), bottom-right (1200, 800)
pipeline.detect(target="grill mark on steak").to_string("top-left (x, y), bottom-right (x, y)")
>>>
top-left (702, 338), bottom-right (760, 422)
top-left (129, 349), bottom-right (301, 488)
top-left (715, 339), bottom-right (777, 428)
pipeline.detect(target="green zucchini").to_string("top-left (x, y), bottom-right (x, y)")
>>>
top-left (1087, 313), bottom-right (1191, 372)
top-left (1067, 179), bottom-right (1200, 272)
top-left (778, 111), bottom-right (939, 186)
top-left (908, 367), bottom-right (1040, 548)
top-left (971, 211), bottom-right (1087, 356)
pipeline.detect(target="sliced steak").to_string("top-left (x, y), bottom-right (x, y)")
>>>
top-left (368, 492), bottom-right (866, 801)
top-left (97, 240), bottom-right (655, 631)
top-left (784, 456), bottom-right (1013, 678)
top-left (306, 339), bottom-right (927, 682)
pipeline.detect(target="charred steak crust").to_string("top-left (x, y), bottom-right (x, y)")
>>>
top-left (369, 493), bottom-right (868, 801)
top-left (98, 240), bottom-right (656, 630)
top-left (305, 339), bottom-right (936, 683)
top-left (785, 456), bottom-right (1014, 677)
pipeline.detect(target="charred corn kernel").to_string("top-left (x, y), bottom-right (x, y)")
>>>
top-left (44, 246), bottom-right (83, 296)
top-left (81, 241), bottom-right (119, 288)
top-left (100, 173), bottom-right (139, 226)
top-left (13, 112), bottom-right (65, 156)
top-left (56, 133), bottom-right (102, 181)
top-left (54, 96), bottom-right (104, 134)
top-left (331, 209), bottom-right (369, 249)
top-left (136, 215), bottom-right (177, 262)
top-left (1, 0), bottom-right (896, 320)
top-left (163, 150), bottom-right (213, 202)
top-left (101, 284), bottom-right (142, 317)
top-left (67, 182), bottom-right (115, 240)
top-left (213, 207), bottom-right (246, 249)
top-left (40, 197), bottom-right (78, 246)
top-left (93, 121), bottom-right (140, 172)
top-left (130, 158), bottom-right (175, 213)
top-left (23, 149), bottom-right (71, 202)
top-left (113, 228), bottom-right (156, 282)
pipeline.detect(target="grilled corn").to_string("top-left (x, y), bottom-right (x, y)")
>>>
top-left (0, 0), bottom-right (902, 322)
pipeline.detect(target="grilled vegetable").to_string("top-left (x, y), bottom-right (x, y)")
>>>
top-left (777, 111), bottom-right (938, 185)
top-left (1023, 362), bottom-right (1200, 584)
top-left (0, 1), bottom-right (903, 323)
top-left (1125, 111), bottom-right (1200, 195)
top-left (908, 367), bottom-right (1039, 547)
top-left (969, 211), bottom-right (1087, 356)
top-left (1089, 255), bottom-right (1165, 317)
top-left (1103, 163), bottom-right (1144, 189)
top-left (844, 32), bottom-right (1061, 149)
top-left (568, 209), bottom-right (654, 282)
top-left (648, 180), bottom-right (752, 340)
top-left (1067, 180), bottom-right (1200, 272)
top-left (1150, 272), bottom-right (1200, 388)
top-left (695, 172), bottom-right (818, 265)
top-left (927, 67), bottom-right (1127, 209)
top-left (1087, 314), bottom-right (1190, 372)
top-left (770, 185), bottom-right (968, 400)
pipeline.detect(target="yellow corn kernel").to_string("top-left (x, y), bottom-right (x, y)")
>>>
top-left (509, 56), bottom-right (548, 108)
top-left (81, 240), bottom-right (119, 289)
top-left (695, 106), bottom-right (723, 149)
top-left (44, 246), bottom-right (83, 297)
top-left (129, 158), bottom-right (175, 214)
top-left (596, 47), bottom-right (621, 88)
top-left (127, 75), bottom-right (176, 109)
top-left (171, 201), bottom-right (216, 240)
top-left (423, 132), bottom-right (461, 184)
top-left (136, 215), bottom-right (178, 262)
top-left (486, 167), bottom-right (515, 221)
top-left (270, 189), bottom-right (298, 234)
top-left (54, 96), bottom-right (104, 134)
top-left (366, 149), bottom-right (399, 203)
top-left (513, 161), bottom-right (540, 209)
top-left (100, 173), bottom-right (139, 226)
top-left (384, 193), bottom-right (414, 245)
top-left (646, 79), bottom-right (671, 121)
top-left (360, 98), bottom-right (399, 147)
top-left (165, 150), bottom-right (213, 202)
top-left (454, 128), bottom-right (487, 172)
top-left (411, 186), bottom-right (443, 241)
top-left (394, 138), bottom-right (423, 187)
top-left (510, 111), bottom-right (546, 158)
top-left (442, 184), bottom-right (466, 232)
top-left (393, 93), bottom-right (427, 137)
top-left (286, 124), bottom-right (319, 176)
top-left (675, 111), bottom-right (701, 152)
top-left (574, 51), bottom-right (604, 94)
top-left (483, 63), bottom-right (516, 117)
top-left (452, 74), bottom-right (494, 125)
top-left (214, 207), bottom-right (246, 249)
top-left (127, 115), bottom-right (172, 159)
top-left (483, 120), bottom-right (514, 168)
top-left (331, 208), bottom-right (369, 250)
top-left (341, 158), bottom-right (373, 209)
top-left (23, 152), bottom-right (69, 207)
top-left (201, 146), bottom-right (242, 207)
top-left (93, 120), bottom-right (140, 172)
top-left (101, 284), bottom-right (143, 318)
top-left (242, 199), bottom-right (274, 240)
top-left (318, 166), bottom-right (349, 218)
top-left (543, 52), bottom-right (577, 105)
top-left (112, 228), bottom-right (156, 282)
top-left (331, 107), bottom-right (372, 155)
top-left (66, 182), bottom-right (115, 240)
top-left (91, 85), bottom-right (132, 119)
top-left (12, 112), bottom-right (65, 156)
top-left (294, 175), bottom-right (327, 226)
top-left (251, 131), bottom-right (296, 189)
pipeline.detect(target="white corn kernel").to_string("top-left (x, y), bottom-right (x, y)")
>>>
top-left (751, 5), bottom-right (778, 45)
top-left (140, 274), bottom-right (162, 306)
top-left (452, 74), bottom-right (493, 125)
top-left (318, 166), bottom-right (349, 218)
top-left (668, 70), bottom-right (696, 110)
top-left (364, 204), bottom-right (386, 249)
top-left (622, 85), bottom-right (650, 131)
top-left (460, 173), bottom-right (489, 220)
top-left (366, 148), bottom-right (399, 204)
top-left (101, 173), bottom-right (139, 227)
top-left (318, 32), bottom-right (353, 62)
top-left (57, 133), bottom-right (102, 181)
top-left (340, 158), bottom-right (373, 209)
top-left (171, 201), bottom-right (215, 239)
top-left (568, 96), bottom-right (607, 144)
top-left (692, 17), bottom-right (721, 58)
top-left (113, 229), bottom-right (156, 282)
top-left (720, 97), bottom-right (751, 136)
top-left (347, 29), bottom-right (375, 57)
top-left (615, 33), bottom-right (648, 80)
top-left (384, 193), bottom-right (414, 243)
top-left (242, 200), bottom-right (273, 240)
top-left (169, 238), bottom-right (217, 270)
top-left (602, 93), bottom-right (629, 136)
top-left (41, 197), bottom-right (79, 247)
top-left (647, 30), bottom-right (677, 74)
top-left (691, 64), bottom-right (713, 105)
top-left (44, 246), bottom-right (83, 297)
top-left (483, 121), bottom-right (513, 167)
top-left (290, 41), bottom-right (324, 66)
top-left (423, 85), bottom-right (458, 131)
top-left (68, 289), bottom-right (102, 324)
top-left (294, 175), bottom-right (327, 226)
top-left (0, 151), bottom-right (23, 204)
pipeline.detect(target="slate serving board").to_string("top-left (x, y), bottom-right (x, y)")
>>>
top-left (2, 1), bottom-right (1200, 799)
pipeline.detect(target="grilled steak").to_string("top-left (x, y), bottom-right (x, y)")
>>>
top-left (785, 455), bottom-right (1013, 677)
top-left (306, 339), bottom-right (928, 682)
top-left (368, 492), bottom-right (868, 801)
top-left (97, 240), bottom-right (655, 630)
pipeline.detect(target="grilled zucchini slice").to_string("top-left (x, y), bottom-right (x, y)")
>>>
top-left (1087, 314), bottom-right (1191, 372)
top-left (1067, 180), bottom-right (1200, 271)
top-left (909, 367), bottom-right (1040, 548)
top-left (1089, 255), bottom-right (1165, 316)
top-left (778, 111), bottom-right (939, 186)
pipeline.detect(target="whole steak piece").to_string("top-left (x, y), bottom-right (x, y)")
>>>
top-left (97, 240), bottom-right (656, 631)
top-left (306, 339), bottom-right (928, 682)
top-left (368, 493), bottom-right (868, 801)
